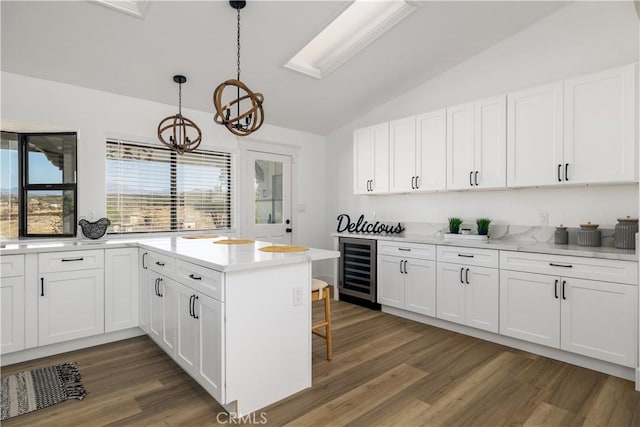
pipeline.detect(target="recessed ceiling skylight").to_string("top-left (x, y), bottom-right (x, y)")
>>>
top-left (91, 0), bottom-right (149, 18)
top-left (284, 0), bottom-right (416, 79)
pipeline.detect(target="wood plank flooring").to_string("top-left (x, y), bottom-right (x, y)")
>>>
top-left (2, 300), bottom-right (639, 426)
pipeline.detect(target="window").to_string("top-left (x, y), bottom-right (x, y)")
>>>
top-left (106, 140), bottom-right (233, 233)
top-left (0, 131), bottom-right (77, 239)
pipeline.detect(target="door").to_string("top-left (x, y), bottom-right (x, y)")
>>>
top-left (404, 258), bottom-right (436, 316)
top-left (560, 278), bottom-right (637, 367)
top-left (416, 109), bottom-right (446, 192)
top-left (39, 269), bottom-right (104, 346)
top-left (500, 270), bottom-right (560, 348)
top-left (105, 248), bottom-right (139, 333)
top-left (245, 151), bottom-right (292, 244)
top-left (564, 64), bottom-right (637, 184)
top-left (474, 95), bottom-right (506, 189)
top-left (176, 283), bottom-right (198, 374)
top-left (465, 266), bottom-right (499, 333)
top-left (446, 103), bottom-right (475, 190)
top-left (0, 276), bottom-right (25, 354)
top-left (389, 116), bottom-right (416, 193)
top-left (507, 82), bottom-right (564, 187)
top-left (377, 255), bottom-right (404, 309)
top-left (197, 293), bottom-right (225, 402)
top-left (436, 263), bottom-right (466, 325)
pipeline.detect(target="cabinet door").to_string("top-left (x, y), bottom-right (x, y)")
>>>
top-left (561, 278), bottom-right (637, 367)
top-left (446, 103), bottom-right (475, 190)
top-left (436, 263), bottom-right (466, 325)
top-left (161, 277), bottom-right (178, 357)
top-left (197, 293), bottom-right (225, 403)
top-left (389, 116), bottom-right (416, 193)
top-left (371, 123), bottom-right (390, 194)
top-left (377, 255), bottom-right (404, 309)
top-left (507, 82), bottom-right (564, 187)
top-left (500, 270), bottom-right (560, 348)
top-left (176, 283), bottom-right (198, 374)
top-left (416, 109), bottom-right (446, 192)
top-left (465, 266), bottom-right (499, 333)
top-left (138, 251), bottom-right (150, 333)
top-left (564, 64), bottom-right (637, 184)
top-left (353, 126), bottom-right (375, 194)
top-left (149, 274), bottom-right (164, 344)
top-left (404, 259), bottom-right (436, 316)
top-left (474, 95), bottom-right (506, 189)
top-left (0, 276), bottom-right (25, 354)
top-left (39, 269), bottom-right (104, 346)
top-left (105, 248), bottom-right (139, 333)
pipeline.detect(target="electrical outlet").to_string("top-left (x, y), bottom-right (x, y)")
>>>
top-left (292, 287), bottom-right (303, 306)
top-left (539, 212), bottom-right (549, 226)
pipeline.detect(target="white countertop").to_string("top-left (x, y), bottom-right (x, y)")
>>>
top-left (333, 232), bottom-right (638, 262)
top-left (0, 236), bottom-right (340, 272)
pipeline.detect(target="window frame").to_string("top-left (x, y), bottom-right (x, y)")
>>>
top-left (19, 132), bottom-right (78, 238)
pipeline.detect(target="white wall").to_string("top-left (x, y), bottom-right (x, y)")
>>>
top-left (0, 72), bottom-right (327, 254)
top-left (325, 1), bottom-right (640, 243)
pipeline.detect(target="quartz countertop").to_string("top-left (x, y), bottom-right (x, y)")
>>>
top-left (333, 232), bottom-right (638, 262)
top-left (0, 236), bottom-right (340, 272)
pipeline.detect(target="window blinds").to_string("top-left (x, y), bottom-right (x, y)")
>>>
top-left (106, 140), bottom-right (233, 233)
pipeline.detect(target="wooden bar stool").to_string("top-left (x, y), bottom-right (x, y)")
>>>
top-left (311, 278), bottom-right (333, 360)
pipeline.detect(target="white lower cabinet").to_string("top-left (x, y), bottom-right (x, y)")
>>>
top-left (1, 276), bottom-right (25, 354)
top-left (105, 248), bottom-right (139, 333)
top-left (138, 251), bottom-right (151, 333)
top-left (38, 269), bottom-right (105, 346)
top-left (500, 269), bottom-right (637, 367)
top-left (436, 262), bottom-right (499, 333)
top-left (378, 242), bottom-right (436, 317)
top-left (149, 273), bottom-right (178, 357)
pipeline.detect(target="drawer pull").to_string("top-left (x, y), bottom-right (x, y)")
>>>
top-left (398, 248), bottom-right (411, 252)
top-left (458, 254), bottom-right (474, 258)
top-left (155, 261), bottom-right (165, 266)
top-left (41, 278), bottom-right (44, 296)
top-left (549, 263), bottom-right (572, 268)
top-left (554, 279), bottom-right (558, 299)
top-left (189, 274), bottom-right (202, 280)
top-left (61, 257), bottom-right (84, 262)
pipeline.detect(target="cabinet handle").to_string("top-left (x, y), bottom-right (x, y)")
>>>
top-left (411, 176), bottom-right (415, 190)
top-left (465, 268), bottom-right (469, 284)
top-left (142, 252), bottom-right (148, 269)
top-left (157, 278), bottom-right (163, 297)
top-left (41, 278), bottom-right (44, 296)
top-left (460, 267), bottom-right (464, 284)
top-left (474, 171), bottom-right (478, 186)
top-left (415, 176), bottom-right (419, 190)
top-left (557, 164), bottom-right (562, 182)
top-left (469, 171), bottom-right (473, 186)
top-left (399, 260), bottom-right (403, 274)
top-left (61, 257), bottom-right (83, 262)
top-left (154, 278), bottom-right (158, 296)
top-left (370, 180), bottom-right (374, 191)
top-left (562, 280), bottom-right (566, 300)
top-left (154, 278), bottom-right (159, 296)
top-left (403, 260), bottom-right (408, 275)
top-left (398, 248), bottom-right (411, 252)
top-left (155, 261), bottom-right (165, 266)
top-left (193, 296), bottom-right (199, 319)
top-left (189, 274), bottom-right (202, 280)
top-left (565, 163), bottom-right (569, 181)
top-left (554, 279), bottom-right (559, 299)
top-left (458, 254), bottom-right (474, 258)
top-left (549, 263), bottom-right (572, 268)
top-left (189, 295), bottom-right (194, 318)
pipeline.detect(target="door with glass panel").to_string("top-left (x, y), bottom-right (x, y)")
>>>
top-left (244, 151), bottom-right (292, 244)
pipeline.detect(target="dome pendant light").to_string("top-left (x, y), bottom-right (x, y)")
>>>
top-left (158, 75), bottom-right (202, 154)
top-left (213, 0), bottom-right (264, 137)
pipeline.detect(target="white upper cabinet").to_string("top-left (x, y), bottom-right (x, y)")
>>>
top-left (507, 82), bottom-right (564, 187)
top-left (447, 96), bottom-right (506, 190)
top-left (389, 110), bottom-right (446, 193)
top-left (563, 64), bottom-right (637, 184)
top-left (353, 123), bottom-right (389, 194)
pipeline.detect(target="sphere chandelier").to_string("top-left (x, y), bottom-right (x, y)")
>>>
top-left (157, 75), bottom-right (202, 154)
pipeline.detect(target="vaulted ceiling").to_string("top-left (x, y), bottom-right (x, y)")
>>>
top-left (1, 1), bottom-right (569, 135)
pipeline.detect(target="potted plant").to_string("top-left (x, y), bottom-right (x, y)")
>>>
top-left (448, 217), bottom-right (463, 234)
top-left (476, 218), bottom-right (491, 236)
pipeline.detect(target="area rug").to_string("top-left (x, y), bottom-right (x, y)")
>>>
top-left (1, 362), bottom-right (87, 421)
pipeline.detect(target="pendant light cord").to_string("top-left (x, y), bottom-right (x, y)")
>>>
top-left (236, 7), bottom-right (241, 81)
top-left (178, 82), bottom-right (182, 116)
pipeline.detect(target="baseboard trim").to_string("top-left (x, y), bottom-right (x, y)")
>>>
top-left (382, 306), bottom-right (635, 382)
top-left (1, 328), bottom-right (145, 367)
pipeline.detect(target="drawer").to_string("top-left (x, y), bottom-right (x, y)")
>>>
top-left (500, 251), bottom-right (638, 285)
top-left (1, 255), bottom-right (24, 278)
top-left (175, 259), bottom-right (224, 301)
top-left (148, 251), bottom-right (175, 275)
top-left (377, 241), bottom-right (436, 260)
top-left (437, 246), bottom-right (498, 268)
top-left (39, 250), bottom-right (104, 273)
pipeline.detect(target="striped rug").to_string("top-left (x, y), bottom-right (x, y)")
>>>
top-left (1, 362), bottom-right (86, 421)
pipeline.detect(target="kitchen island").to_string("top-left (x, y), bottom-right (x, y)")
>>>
top-left (0, 236), bottom-right (340, 417)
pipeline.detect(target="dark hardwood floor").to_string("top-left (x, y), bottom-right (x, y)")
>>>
top-left (2, 300), bottom-right (639, 426)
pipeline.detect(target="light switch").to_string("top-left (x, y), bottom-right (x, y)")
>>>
top-left (292, 287), bottom-right (303, 306)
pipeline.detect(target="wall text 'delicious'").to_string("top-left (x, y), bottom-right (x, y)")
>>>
top-left (336, 214), bottom-right (405, 234)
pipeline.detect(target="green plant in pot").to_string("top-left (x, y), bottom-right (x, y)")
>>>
top-left (448, 217), bottom-right (463, 234)
top-left (476, 218), bottom-right (491, 236)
